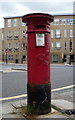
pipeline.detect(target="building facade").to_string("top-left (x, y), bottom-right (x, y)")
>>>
top-left (0, 28), bottom-right (4, 63)
top-left (50, 14), bottom-right (74, 63)
top-left (0, 28), bottom-right (2, 62)
top-left (3, 16), bottom-right (27, 63)
top-left (1, 14), bottom-right (75, 64)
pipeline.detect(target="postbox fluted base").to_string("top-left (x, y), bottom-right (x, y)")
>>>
top-left (27, 83), bottom-right (51, 115)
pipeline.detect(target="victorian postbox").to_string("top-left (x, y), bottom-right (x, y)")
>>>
top-left (22, 13), bottom-right (54, 114)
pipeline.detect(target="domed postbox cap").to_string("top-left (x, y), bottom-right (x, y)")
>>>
top-left (22, 13), bottom-right (54, 24)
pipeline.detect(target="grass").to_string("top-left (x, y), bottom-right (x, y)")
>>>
top-left (21, 105), bottom-right (38, 116)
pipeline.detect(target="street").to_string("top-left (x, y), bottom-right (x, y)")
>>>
top-left (1, 64), bottom-right (74, 99)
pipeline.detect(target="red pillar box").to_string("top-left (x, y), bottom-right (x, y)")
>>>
top-left (22, 13), bottom-right (54, 114)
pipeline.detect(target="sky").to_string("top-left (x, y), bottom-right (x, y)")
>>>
top-left (0, 0), bottom-right (75, 28)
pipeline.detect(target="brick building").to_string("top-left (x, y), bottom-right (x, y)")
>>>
top-left (1, 13), bottom-right (75, 64)
top-left (3, 16), bottom-right (27, 63)
top-left (50, 14), bottom-right (74, 63)
top-left (0, 28), bottom-right (2, 62)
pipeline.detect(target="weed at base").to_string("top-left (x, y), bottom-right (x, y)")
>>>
top-left (21, 105), bottom-right (38, 116)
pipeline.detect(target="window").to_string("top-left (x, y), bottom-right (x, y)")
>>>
top-left (22, 43), bottom-right (26, 50)
top-left (2, 44), bottom-right (4, 52)
top-left (7, 31), bottom-right (12, 40)
top-left (56, 29), bottom-right (61, 38)
top-left (70, 40), bottom-right (72, 50)
top-left (68, 18), bottom-right (73, 25)
top-left (52, 55), bottom-right (58, 62)
top-left (54, 19), bottom-right (59, 25)
top-left (8, 19), bottom-right (11, 27)
top-left (62, 19), bottom-right (66, 24)
top-left (63, 54), bottom-right (67, 62)
top-left (51, 42), bottom-right (54, 48)
top-left (8, 31), bottom-right (12, 36)
top-left (14, 19), bottom-right (18, 27)
top-left (64, 30), bottom-right (67, 38)
top-left (8, 55), bottom-right (13, 61)
top-left (22, 20), bottom-right (26, 26)
top-left (64, 42), bottom-right (67, 50)
top-left (2, 33), bottom-right (4, 40)
top-left (51, 30), bottom-right (54, 38)
top-left (14, 43), bottom-right (19, 50)
top-left (56, 42), bottom-right (61, 48)
top-left (22, 30), bottom-right (26, 38)
top-left (14, 31), bottom-right (19, 39)
top-left (8, 43), bottom-right (12, 51)
top-left (73, 19), bottom-right (75, 25)
top-left (16, 55), bottom-right (18, 59)
top-left (22, 55), bottom-right (26, 61)
top-left (70, 29), bottom-right (73, 37)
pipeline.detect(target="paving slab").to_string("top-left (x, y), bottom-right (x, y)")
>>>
top-left (35, 112), bottom-right (68, 118)
top-left (2, 113), bottom-right (25, 118)
top-left (11, 99), bottom-right (27, 108)
top-left (51, 99), bottom-right (74, 110)
top-left (2, 102), bottom-right (16, 114)
top-left (0, 103), bottom-right (2, 114)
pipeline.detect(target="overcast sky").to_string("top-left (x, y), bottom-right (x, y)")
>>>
top-left (0, 0), bottom-right (75, 28)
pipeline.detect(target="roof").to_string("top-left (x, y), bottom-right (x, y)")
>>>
top-left (3, 15), bottom-right (23, 19)
top-left (3, 12), bottom-right (75, 19)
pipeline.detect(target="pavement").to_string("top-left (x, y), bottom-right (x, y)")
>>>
top-left (0, 88), bottom-right (75, 119)
top-left (0, 63), bottom-right (75, 119)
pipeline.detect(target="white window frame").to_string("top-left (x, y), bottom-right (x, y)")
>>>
top-left (62, 18), bottom-right (66, 25)
top-left (14, 31), bottom-right (19, 39)
top-left (64, 30), bottom-right (67, 38)
top-left (68, 18), bottom-right (73, 25)
top-left (8, 19), bottom-right (11, 27)
top-left (8, 31), bottom-right (12, 36)
top-left (8, 43), bottom-right (12, 49)
top-left (8, 55), bottom-right (13, 61)
top-left (14, 19), bottom-right (18, 27)
top-left (62, 18), bottom-right (66, 23)
top-left (52, 55), bottom-right (58, 62)
top-left (70, 29), bottom-right (73, 37)
top-left (56, 41), bottom-right (61, 48)
top-left (14, 43), bottom-right (19, 49)
top-left (22, 20), bottom-right (26, 26)
top-left (51, 30), bottom-right (54, 38)
top-left (54, 19), bottom-right (59, 25)
top-left (56, 29), bottom-right (60, 38)
top-left (8, 31), bottom-right (12, 40)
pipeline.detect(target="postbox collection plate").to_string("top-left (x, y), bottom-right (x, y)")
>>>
top-left (36, 33), bottom-right (45, 46)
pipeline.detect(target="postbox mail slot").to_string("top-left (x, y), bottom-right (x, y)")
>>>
top-left (36, 33), bottom-right (45, 46)
top-left (34, 25), bottom-right (46, 29)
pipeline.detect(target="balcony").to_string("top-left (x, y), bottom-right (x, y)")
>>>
top-left (69, 35), bottom-right (73, 38)
top-left (22, 36), bottom-right (26, 39)
top-left (14, 48), bottom-right (19, 51)
top-left (55, 47), bottom-right (61, 50)
top-left (8, 49), bottom-right (12, 51)
top-left (7, 36), bottom-right (12, 40)
top-left (14, 36), bottom-right (19, 40)
top-left (55, 34), bottom-right (61, 39)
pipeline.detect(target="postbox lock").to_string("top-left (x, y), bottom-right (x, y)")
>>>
top-left (34, 25), bottom-right (46, 29)
top-left (36, 33), bottom-right (45, 46)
